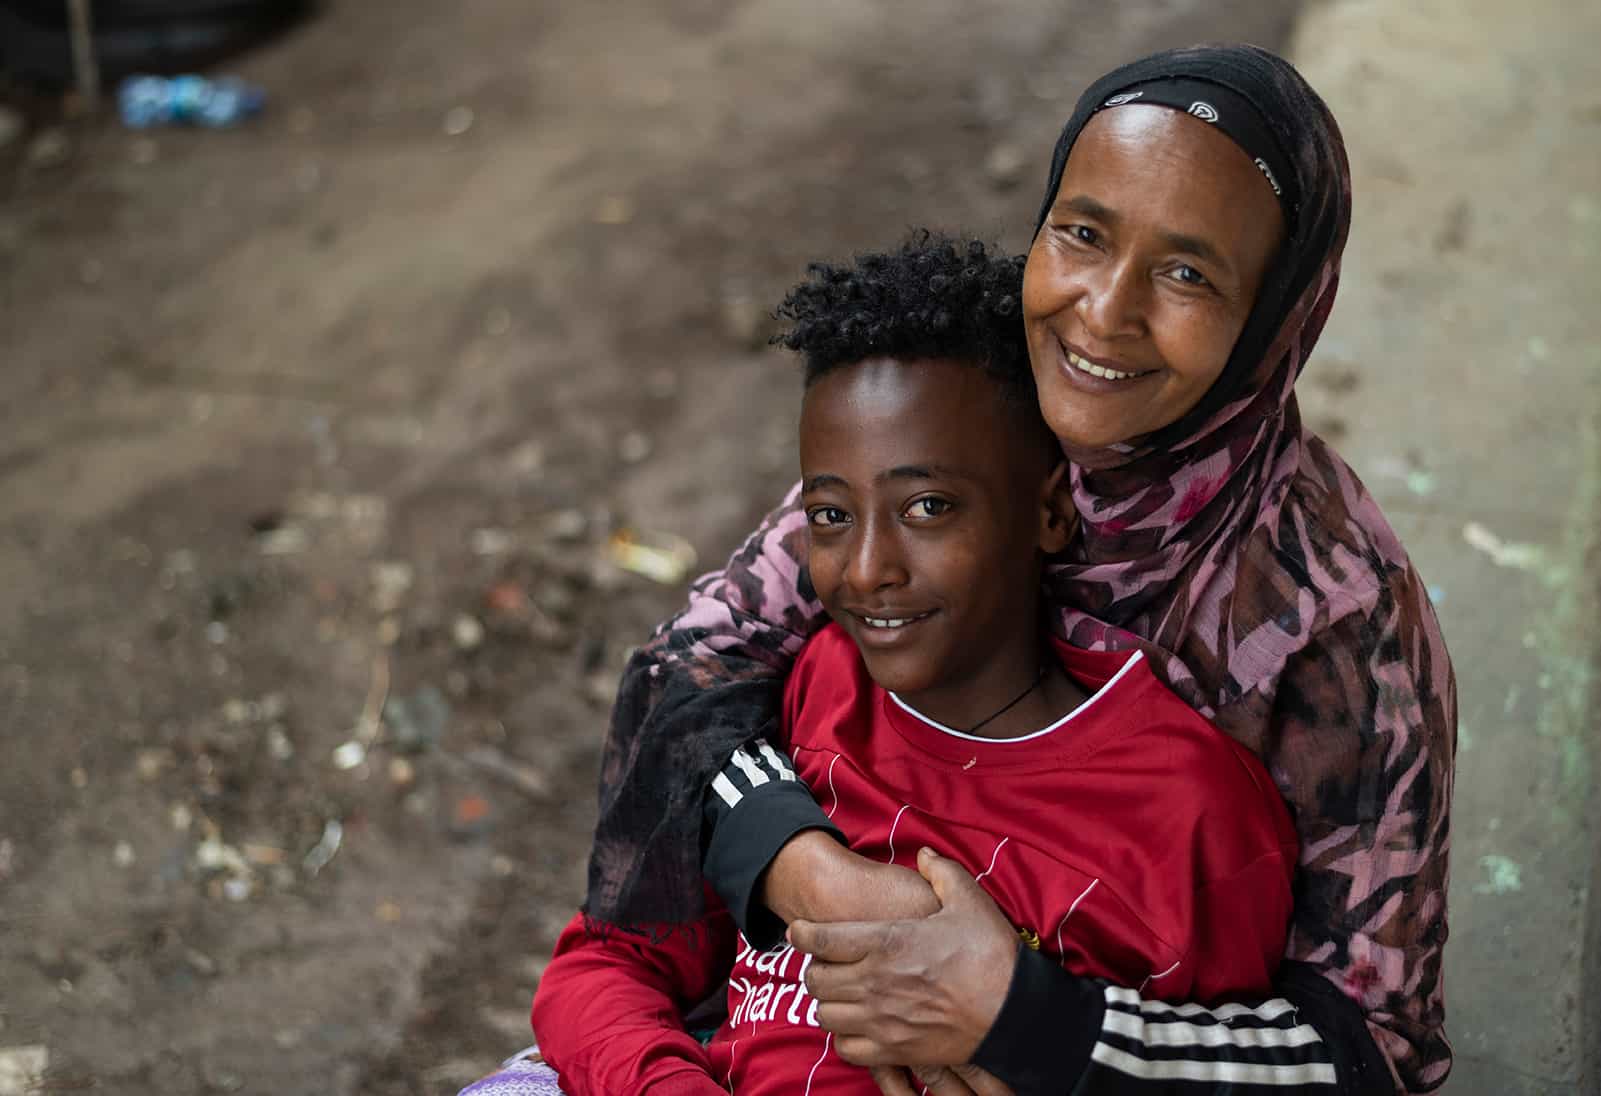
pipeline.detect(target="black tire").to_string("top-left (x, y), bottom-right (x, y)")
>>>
top-left (1, 1), bottom-right (299, 29)
top-left (0, 0), bottom-right (312, 88)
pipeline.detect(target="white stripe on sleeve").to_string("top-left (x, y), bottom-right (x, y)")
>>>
top-left (755, 739), bottom-right (797, 781)
top-left (1093, 985), bottom-right (1337, 1089)
top-left (1088, 1043), bottom-right (1338, 1086)
top-left (1102, 1009), bottom-right (1325, 1050)
top-left (712, 771), bottom-right (744, 808)
top-left (729, 747), bottom-right (771, 787)
top-left (1104, 986), bottom-right (1300, 1024)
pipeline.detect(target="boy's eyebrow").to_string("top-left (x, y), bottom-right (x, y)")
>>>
top-left (802, 473), bottom-right (847, 493)
top-left (877, 464), bottom-right (966, 484)
top-left (803, 466), bottom-right (968, 492)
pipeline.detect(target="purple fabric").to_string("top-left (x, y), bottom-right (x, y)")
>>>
top-left (456, 1053), bottom-right (564, 1096)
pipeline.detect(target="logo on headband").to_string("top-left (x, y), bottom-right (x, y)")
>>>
top-left (1254, 158), bottom-right (1283, 196)
top-left (1187, 101), bottom-right (1219, 123)
top-left (1103, 91), bottom-right (1143, 106)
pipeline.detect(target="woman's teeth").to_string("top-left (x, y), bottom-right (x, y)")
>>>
top-left (1068, 351), bottom-right (1141, 381)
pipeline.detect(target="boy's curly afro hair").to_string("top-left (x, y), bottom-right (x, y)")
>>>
top-left (773, 232), bottom-right (1036, 407)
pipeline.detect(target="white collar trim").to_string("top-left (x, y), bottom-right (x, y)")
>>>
top-left (888, 649), bottom-right (1145, 744)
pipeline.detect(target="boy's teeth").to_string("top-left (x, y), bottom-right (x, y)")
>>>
top-left (1068, 351), bottom-right (1139, 380)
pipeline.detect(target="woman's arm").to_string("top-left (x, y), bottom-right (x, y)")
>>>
top-left (1250, 579), bottom-right (1456, 1093)
top-left (586, 485), bottom-right (828, 930)
top-left (531, 902), bottom-right (736, 1095)
top-left (791, 849), bottom-right (1395, 1096)
top-left (985, 955), bottom-right (1393, 1094)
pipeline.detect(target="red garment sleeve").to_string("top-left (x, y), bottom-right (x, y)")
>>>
top-left (1185, 848), bottom-right (1298, 1004)
top-left (530, 899), bottom-right (736, 1096)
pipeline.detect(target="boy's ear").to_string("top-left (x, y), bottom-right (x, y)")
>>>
top-left (1038, 459), bottom-right (1077, 554)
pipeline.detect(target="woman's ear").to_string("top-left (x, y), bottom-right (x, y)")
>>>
top-left (1038, 459), bottom-right (1077, 554)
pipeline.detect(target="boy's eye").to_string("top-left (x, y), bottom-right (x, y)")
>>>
top-left (807, 506), bottom-right (850, 528)
top-left (905, 497), bottom-right (952, 520)
top-left (1170, 263), bottom-right (1210, 288)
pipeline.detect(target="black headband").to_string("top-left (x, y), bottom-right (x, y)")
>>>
top-left (1096, 77), bottom-right (1300, 226)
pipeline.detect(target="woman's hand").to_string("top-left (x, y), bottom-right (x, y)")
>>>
top-left (761, 830), bottom-right (941, 925)
top-left (789, 847), bottom-right (1019, 1067)
top-left (870, 1065), bottom-right (1016, 1096)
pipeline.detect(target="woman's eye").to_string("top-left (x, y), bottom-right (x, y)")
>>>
top-left (905, 497), bottom-right (953, 520)
top-left (807, 506), bottom-right (850, 528)
top-left (1062, 224), bottom-right (1099, 246)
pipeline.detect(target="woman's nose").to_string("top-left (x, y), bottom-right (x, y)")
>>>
top-left (1075, 259), bottom-right (1146, 341)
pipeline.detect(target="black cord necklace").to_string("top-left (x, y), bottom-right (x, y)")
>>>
top-left (965, 663), bottom-right (1050, 735)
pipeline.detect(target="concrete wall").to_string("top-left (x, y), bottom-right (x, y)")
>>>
top-left (1290, 0), bottom-right (1601, 1090)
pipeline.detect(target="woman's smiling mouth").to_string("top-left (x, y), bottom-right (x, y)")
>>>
top-left (1068, 350), bottom-right (1142, 380)
top-left (1063, 341), bottom-right (1155, 382)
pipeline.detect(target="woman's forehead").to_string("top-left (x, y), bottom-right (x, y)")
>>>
top-left (1068, 105), bottom-right (1263, 184)
top-left (1057, 106), bottom-right (1284, 250)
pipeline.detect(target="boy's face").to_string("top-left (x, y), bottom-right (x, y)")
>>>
top-left (800, 357), bottom-right (1067, 712)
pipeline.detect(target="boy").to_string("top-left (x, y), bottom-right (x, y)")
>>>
top-left (527, 236), bottom-right (1297, 1095)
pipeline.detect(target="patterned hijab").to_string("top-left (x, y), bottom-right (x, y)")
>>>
top-left (1033, 45), bottom-right (1390, 733)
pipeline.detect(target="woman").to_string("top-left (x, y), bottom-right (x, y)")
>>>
top-left (583, 44), bottom-right (1453, 1096)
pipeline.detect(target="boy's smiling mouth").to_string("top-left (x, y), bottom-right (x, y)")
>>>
top-left (851, 609), bottom-right (936, 631)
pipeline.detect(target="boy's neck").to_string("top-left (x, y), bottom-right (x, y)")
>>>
top-left (894, 632), bottom-right (1092, 740)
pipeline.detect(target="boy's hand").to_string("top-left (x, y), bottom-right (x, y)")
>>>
top-left (761, 830), bottom-right (940, 925)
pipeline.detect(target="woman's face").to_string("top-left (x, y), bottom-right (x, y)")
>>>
top-left (1023, 105), bottom-right (1286, 450)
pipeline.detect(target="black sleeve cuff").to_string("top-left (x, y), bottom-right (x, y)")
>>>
top-left (1276, 961), bottom-right (1395, 1095)
top-left (703, 777), bottom-right (843, 948)
top-left (971, 944), bottom-right (1102, 1095)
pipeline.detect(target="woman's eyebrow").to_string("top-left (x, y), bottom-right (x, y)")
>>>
top-left (1159, 229), bottom-right (1232, 274)
top-left (1056, 194), bottom-right (1117, 223)
top-left (1057, 193), bottom-right (1233, 275)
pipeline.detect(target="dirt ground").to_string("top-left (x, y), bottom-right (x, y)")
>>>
top-left (0, 2), bottom-right (1302, 1092)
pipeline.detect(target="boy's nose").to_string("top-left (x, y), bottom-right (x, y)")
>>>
top-left (844, 520), bottom-right (908, 594)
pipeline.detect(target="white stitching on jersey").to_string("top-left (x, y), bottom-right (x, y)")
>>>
top-left (1055, 877), bottom-right (1101, 958)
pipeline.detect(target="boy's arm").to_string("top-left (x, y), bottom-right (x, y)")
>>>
top-left (531, 900), bottom-right (735, 1096)
top-left (1183, 845), bottom-right (1297, 1004)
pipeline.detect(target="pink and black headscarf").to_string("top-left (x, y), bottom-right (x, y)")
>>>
top-left (1030, 55), bottom-right (1455, 1084)
top-left (1031, 44), bottom-right (1419, 742)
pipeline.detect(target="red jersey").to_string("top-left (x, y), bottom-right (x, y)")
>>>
top-left (533, 624), bottom-right (1297, 1096)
